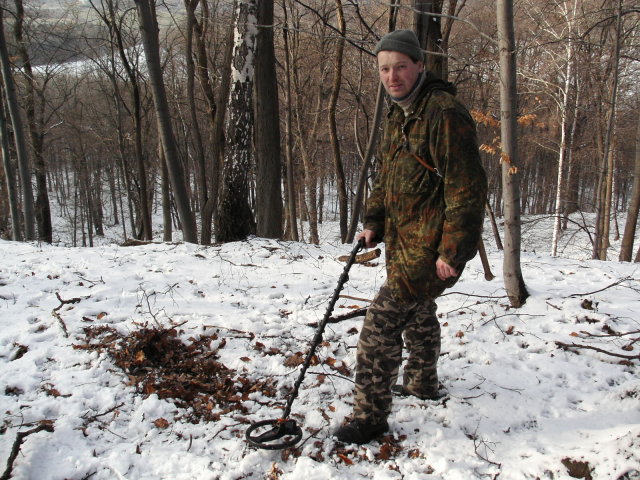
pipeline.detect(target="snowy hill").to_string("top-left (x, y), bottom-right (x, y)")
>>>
top-left (0, 217), bottom-right (638, 479)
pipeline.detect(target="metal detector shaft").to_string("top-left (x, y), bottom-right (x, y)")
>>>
top-left (245, 240), bottom-right (365, 449)
top-left (280, 239), bottom-right (364, 419)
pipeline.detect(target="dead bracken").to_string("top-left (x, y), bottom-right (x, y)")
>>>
top-left (77, 326), bottom-right (277, 423)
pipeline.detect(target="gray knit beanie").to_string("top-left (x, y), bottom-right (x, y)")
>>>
top-left (374, 30), bottom-right (423, 62)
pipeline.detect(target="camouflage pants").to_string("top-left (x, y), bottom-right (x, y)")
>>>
top-left (352, 283), bottom-right (440, 423)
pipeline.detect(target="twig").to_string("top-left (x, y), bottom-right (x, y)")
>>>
top-left (52, 292), bottom-right (83, 337)
top-left (568, 276), bottom-right (634, 298)
top-left (555, 341), bottom-right (640, 360)
top-left (81, 403), bottom-right (125, 424)
top-left (1, 423), bottom-right (55, 480)
top-left (202, 325), bottom-right (256, 340)
top-left (338, 295), bottom-right (372, 303)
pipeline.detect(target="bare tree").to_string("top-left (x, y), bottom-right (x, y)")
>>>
top-left (0, 89), bottom-right (21, 240)
top-left (0, 7), bottom-right (35, 240)
top-left (413, 0), bottom-right (444, 78)
top-left (13, 0), bottom-right (53, 243)
top-left (282, 1), bottom-right (298, 241)
top-left (328, 0), bottom-right (348, 242)
top-left (497, 0), bottom-right (528, 307)
top-left (134, 0), bottom-right (198, 243)
top-left (593, 0), bottom-right (623, 260)
top-left (254, 0), bottom-right (283, 239)
top-left (90, 0), bottom-right (153, 241)
top-left (619, 98), bottom-right (640, 262)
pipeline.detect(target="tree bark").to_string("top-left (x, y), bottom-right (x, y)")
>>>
top-left (282, 2), bottom-right (298, 241)
top-left (216, 0), bottom-right (257, 243)
top-left (497, 0), bottom-right (528, 307)
top-left (254, 0), bottom-right (283, 239)
top-left (134, 0), bottom-right (198, 243)
top-left (0, 8), bottom-right (35, 240)
top-left (413, 0), bottom-right (444, 78)
top-left (593, 0), bottom-right (622, 260)
top-left (14, 0), bottom-right (52, 243)
top-left (619, 100), bottom-right (640, 262)
top-left (0, 90), bottom-right (21, 240)
top-left (328, 0), bottom-right (348, 243)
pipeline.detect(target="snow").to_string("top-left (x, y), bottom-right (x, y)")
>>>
top-left (0, 215), bottom-right (639, 479)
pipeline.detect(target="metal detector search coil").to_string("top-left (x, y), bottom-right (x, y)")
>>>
top-left (245, 239), bottom-right (365, 450)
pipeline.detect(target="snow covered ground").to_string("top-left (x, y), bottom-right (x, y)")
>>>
top-left (0, 214), bottom-right (638, 479)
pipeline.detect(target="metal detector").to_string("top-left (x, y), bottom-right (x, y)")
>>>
top-left (245, 239), bottom-right (365, 450)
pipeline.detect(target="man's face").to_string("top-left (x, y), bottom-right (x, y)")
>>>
top-left (377, 50), bottom-right (424, 98)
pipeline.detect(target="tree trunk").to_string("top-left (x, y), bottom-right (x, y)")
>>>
top-left (134, 0), bottom-right (198, 243)
top-left (619, 102), bottom-right (640, 262)
top-left (254, 0), bottom-right (283, 239)
top-left (216, 0), bottom-right (257, 243)
top-left (413, 0), bottom-right (444, 78)
top-left (0, 9), bottom-right (35, 240)
top-left (593, 0), bottom-right (622, 261)
top-left (0, 91), bottom-right (21, 240)
top-left (497, 0), bottom-right (528, 307)
top-left (192, 1), bottom-right (222, 245)
top-left (160, 142), bottom-right (172, 242)
top-left (282, 3), bottom-right (298, 241)
top-left (14, 0), bottom-right (52, 243)
top-left (551, 6), bottom-right (577, 256)
top-left (184, 0), bottom-right (210, 242)
top-left (328, 0), bottom-right (348, 243)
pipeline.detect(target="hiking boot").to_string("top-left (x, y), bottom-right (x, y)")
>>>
top-left (391, 383), bottom-right (447, 401)
top-left (333, 419), bottom-right (389, 445)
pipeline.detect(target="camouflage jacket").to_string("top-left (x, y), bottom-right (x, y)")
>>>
top-left (364, 72), bottom-right (487, 302)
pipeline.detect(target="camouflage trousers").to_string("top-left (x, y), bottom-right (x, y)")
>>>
top-left (352, 283), bottom-right (440, 423)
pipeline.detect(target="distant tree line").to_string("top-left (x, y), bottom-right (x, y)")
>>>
top-left (0, 0), bottom-right (638, 263)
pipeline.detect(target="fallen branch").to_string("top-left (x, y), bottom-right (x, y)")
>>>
top-left (555, 341), bottom-right (640, 361)
top-left (52, 292), bottom-right (83, 337)
top-left (1, 423), bottom-right (54, 480)
top-left (568, 276), bottom-right (634, 298)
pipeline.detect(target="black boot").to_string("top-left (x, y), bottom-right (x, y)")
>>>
top-left (333, 419), bottom-right (389, 445)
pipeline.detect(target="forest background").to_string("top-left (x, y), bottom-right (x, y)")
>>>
top-left (0, 0), bottom-right (639, 264)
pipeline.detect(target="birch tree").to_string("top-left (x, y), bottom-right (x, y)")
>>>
top-left (216, 0), bottom-right (257, 243)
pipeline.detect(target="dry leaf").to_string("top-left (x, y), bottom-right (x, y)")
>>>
top-left (153, 418), bottom-right (170, 429)
top-left (337, 453), bottom-right (353, 465)
top-left (283, 352), bottom-right (304, 367)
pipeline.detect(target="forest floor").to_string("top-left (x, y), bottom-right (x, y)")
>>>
top-left (1, 213), bottom-right (639, 479)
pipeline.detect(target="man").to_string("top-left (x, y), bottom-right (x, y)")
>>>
top-left (334, 30), bottom-right (487, 444)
